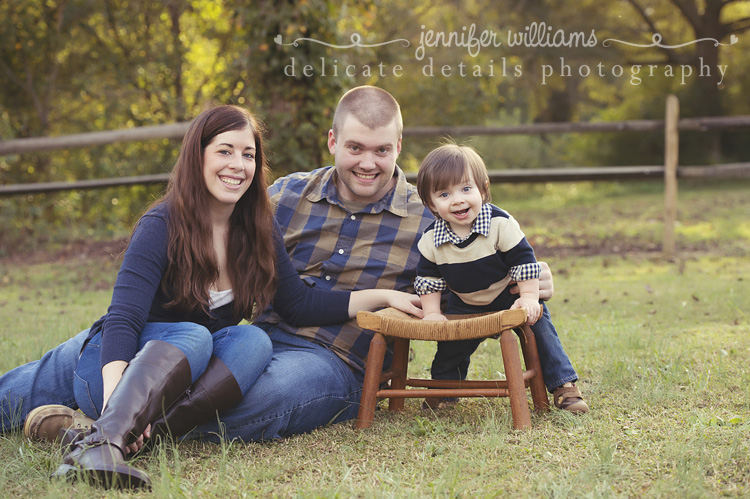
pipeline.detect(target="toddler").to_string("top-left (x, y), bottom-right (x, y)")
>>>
top-left (414, 143), bottom-right (588, 413)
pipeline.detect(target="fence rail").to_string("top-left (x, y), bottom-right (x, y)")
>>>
top-left (0, 123), bottom-right (191, 156)
top-left (404, 115), bottom-right (750, 136)
top-left (3, 164), bottom-right (749, 197)
top-left (2, 115), bottom-right (750, 156)
top-left (2, 96), bottom-right (750, 256)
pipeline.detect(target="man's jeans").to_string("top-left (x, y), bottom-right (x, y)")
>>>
top-left (187, 326), bottom-right (364, 442)
top-left (0, 330), bottom-right (87, 432)
top-left (431, 303), bottom-right (578, 391)
top-left (530, 304), bottom-right (578, 390)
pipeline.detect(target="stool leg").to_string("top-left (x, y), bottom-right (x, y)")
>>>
top-left (356, 332), bottom-right (387, 429)
top-left (388, 338), bottom-right (409, 411)
top-left (500, 328), bottom-right (532, 430)
top-left (519, 326), bottom-right (550, 411)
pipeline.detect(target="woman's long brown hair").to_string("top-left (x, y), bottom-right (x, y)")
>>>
top-left (155, 105), bottom-right (277, 320)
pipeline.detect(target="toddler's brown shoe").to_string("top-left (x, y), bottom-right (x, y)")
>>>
top-left (552, 385), bottom-right (589, 414)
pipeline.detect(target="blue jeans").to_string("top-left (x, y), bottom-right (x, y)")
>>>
top-left (185, 325), bottom-right (363, 442)
top-left (0, 322), bottom-right (273, 432)
top-left (531, 304), bottom-right (578, 390)
top-left (74, 322), bottom-right (273, 419)
top-left (432, 303), bottom-right (578, 391)
top-left (0, 330), bottom-right (86, 432)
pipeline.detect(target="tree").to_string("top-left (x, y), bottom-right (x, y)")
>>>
top-left (227, 1), bottom-right (382, 175)
top-left (622, 0), bottom-right (750, 117)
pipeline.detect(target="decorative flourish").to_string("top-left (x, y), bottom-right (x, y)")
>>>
top-left (603, 33), bottom-right (738, 49)
top-left (273, 32), bottom-right (410, 49)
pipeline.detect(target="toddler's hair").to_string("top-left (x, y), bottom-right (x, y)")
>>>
top-left (416, 143), bottom-right (491, 212)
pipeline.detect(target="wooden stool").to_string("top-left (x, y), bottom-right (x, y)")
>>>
top-left (355, 307), bottom-right (549, 430)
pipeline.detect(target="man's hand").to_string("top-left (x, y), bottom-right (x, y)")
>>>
top-left (509, 261), bottom-right (554, 301)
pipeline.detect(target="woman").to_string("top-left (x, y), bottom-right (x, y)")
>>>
top-left (21, 105), bottom-right (420, 489)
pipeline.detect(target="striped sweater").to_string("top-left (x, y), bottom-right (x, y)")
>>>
top-left (414, 203), bottom-right (540, 311)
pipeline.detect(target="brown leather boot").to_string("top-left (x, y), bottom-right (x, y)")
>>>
top-left (149, 356), bottom-right (242, 442)
top-left (53, 340), bottom-right (192, 490)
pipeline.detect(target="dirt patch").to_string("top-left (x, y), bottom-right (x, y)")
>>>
top-left (2, 237), bottom-right (656, 266)
top-left (1, 238), bottom-right (129, 265)
top-left (1, 236), bottom-right (740, 266)
top-left (533, 242), bottom-right (661, 258)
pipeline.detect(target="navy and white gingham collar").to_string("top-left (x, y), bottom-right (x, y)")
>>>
top-left (433, 203), bottom-right (492, 246)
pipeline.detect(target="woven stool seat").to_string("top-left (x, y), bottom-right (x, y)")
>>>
top-left (355, 307), bottom-right (549, 430)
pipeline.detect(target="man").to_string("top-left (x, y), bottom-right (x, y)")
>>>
top-left (17, 86), bottom-right (579, 445)
top-left (189, 85), bottom-right (435, 440)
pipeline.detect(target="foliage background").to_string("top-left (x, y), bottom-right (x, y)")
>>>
top-left (1, 3), bottom-right (749, 495)
top-left (1, 0), bottom-right (749, 252)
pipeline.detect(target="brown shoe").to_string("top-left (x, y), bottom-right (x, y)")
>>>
top-left (23, 405), bottom-right (94, 442)
top-left (421, 397), bottom-right (458, 412)
top-left (552, 385), bottom-right (589, 414)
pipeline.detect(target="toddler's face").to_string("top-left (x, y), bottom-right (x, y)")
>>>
top-left (428, 172), bottom-right (483, 238)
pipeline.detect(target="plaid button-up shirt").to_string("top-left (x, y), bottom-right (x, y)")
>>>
top-left (258, 166), bottom-right (434, 374)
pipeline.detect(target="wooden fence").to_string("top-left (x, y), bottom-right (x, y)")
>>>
top-left (1, 95), bottom-right (749, 256)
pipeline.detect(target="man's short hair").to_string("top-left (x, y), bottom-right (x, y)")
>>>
top-left (331, 86), bottom-right (403, 137)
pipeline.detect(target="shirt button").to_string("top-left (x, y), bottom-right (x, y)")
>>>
top-left (338, 249), bottom-right (344, 255)
top-left (350, 215), bottom-right (356, 220)
top-left (325, 275), bottom-right (331, 281)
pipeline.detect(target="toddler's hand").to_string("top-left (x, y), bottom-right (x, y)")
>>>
top-left (511, 297), bottom-right (542, 325)
top-left (423, 312), bottom-right (448, 322)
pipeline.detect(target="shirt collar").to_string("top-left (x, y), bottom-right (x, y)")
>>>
top-left (305, 166), bottom-right (412, 217)
top-left (433, 203), bottom-right (492, 246)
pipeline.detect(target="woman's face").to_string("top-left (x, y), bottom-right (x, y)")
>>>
top-left (202, 127), bottom-right (256, 208)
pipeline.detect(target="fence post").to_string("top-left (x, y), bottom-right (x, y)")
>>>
top-left (663, 95), bottom-right (679, 258)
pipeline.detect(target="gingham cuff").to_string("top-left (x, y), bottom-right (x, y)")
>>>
top-left (508, 262), bottom-right (541, 282)
top-left (414, 276), bottom-right (447, 295)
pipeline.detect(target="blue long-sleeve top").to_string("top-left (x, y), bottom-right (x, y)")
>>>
top-left (87, 203), bottom-right (351, 368)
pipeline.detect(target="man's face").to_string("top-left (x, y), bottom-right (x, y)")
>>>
top-left (328, 115), bottom-right (401, 204)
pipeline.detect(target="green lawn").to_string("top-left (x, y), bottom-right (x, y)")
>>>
top-left (0, 179), bottom-right (748, 497)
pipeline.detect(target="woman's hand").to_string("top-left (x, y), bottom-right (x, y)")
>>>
top-left (348, 289), bottom-right (424, 318)
top-left (124, 424), bottom-right (151, 455)
top-left (381, 290), bottom-right (424, 318)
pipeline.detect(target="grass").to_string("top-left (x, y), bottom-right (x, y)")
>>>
top-left (0, 179), bottom-right (748, 497)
